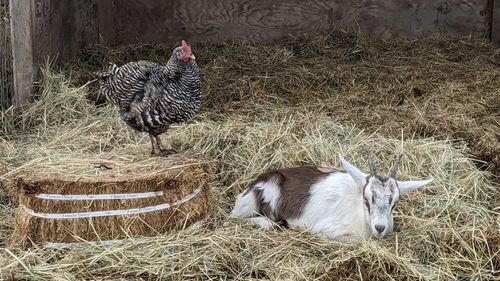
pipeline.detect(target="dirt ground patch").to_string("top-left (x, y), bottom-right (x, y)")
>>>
top-left (66, 32), bottom-right (500, 177)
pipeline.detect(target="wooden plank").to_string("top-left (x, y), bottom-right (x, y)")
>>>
top-left (356, 0), bottom-right (490, 39)
top-left (10, 0), bottom-right (34, 107)
top-left (8, 0), bottom-right (492, 108)
top-left (97, 0), bottom-right (117, 46)
top-left (32, 0), bottom-right (99, 67)
top-left (0, 1), bottom-right (14, 109)
top-left (97, 0), bottom-right (353, 46)
top-left (9, 0), bottom-right (98, 108)
top-left (98, 0), bottom-right (491, 47)
top-left (492, 0), bottom-right (500, 42)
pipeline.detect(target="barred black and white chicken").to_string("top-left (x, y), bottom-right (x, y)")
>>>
top-left (96, 40), bottom-right (201, 156)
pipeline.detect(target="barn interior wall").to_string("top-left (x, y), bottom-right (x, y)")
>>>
top-left (8, 0), bottom-right (498, 107)
top-left (9, 0), bottom-right (99, 107)
top-left (97, 0), bottom-right (493, 47)
top-left (0, 0), bottom-right (13, 109)
top-left (32, 0), bottom-right (99, 67)
top-left (492, 0), bottom-right (500, 42)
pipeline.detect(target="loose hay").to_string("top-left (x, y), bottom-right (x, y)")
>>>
top-left (66, 32), bottom-right (500, 177)
top-left (5, 155), bottom-right (214, 248)
top-left (0, 34), bottom-right (499, 280)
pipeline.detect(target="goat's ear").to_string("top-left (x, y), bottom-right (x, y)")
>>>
top-left (339, 153), bottom-right (367, 187)
top-left (397, 179), bottom-right (433, 195)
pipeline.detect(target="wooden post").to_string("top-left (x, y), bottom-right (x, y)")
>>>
top-left (9, 0), bottom-right (34, 107)
top-left (492, 0), bottom-right (500, 43)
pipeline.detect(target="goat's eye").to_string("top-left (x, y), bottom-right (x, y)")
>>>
top-left (371, 196), bottom-right (375, 204)
top-left (388, 196), bottom-right (393, 204)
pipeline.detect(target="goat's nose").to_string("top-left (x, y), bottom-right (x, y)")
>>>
top-left (375, 224), bottom-right (386, 234)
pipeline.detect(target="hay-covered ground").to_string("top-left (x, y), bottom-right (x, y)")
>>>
top-left (68, 32), bottom-right (500, 177)
top-left (0, 33), bottom-right (499, 280)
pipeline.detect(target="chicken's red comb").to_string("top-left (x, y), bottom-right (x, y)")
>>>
top-left (181, 40), bottom-right (191, 51)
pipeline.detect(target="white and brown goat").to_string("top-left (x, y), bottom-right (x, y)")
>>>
top-left (231, 154), bottom-right (433, 242)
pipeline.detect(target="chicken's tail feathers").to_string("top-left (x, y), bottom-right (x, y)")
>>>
top-left (94, 63), bottom-right (118, 79)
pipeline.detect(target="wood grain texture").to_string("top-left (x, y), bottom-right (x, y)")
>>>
top-left (8, 0), bottom-right (495, 108)
top-left (10, 0), bottom-right (98, 108)
top-left (98, 0), bottom-right (491, 47)
top-left (32, 0), bottom-right (98, 66)
top-left (492, 0), bottom-right (500, 42)
top-left (355, 0), bottom-right (490, 38)
top-left (0, 1), bottom-right (14, 109)
top-left (10, 0), bottom-right (34, 107)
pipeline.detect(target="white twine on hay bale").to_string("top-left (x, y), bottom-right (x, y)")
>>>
top-left (34, 190), bottom-right (165, 200)
top-left (22, 187), bottom-right (202, 219)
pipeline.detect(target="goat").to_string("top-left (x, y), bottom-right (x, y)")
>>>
top-left (230, 154), bottom-right (433, 242)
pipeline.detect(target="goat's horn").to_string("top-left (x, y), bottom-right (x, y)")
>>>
top-left (389, 155), bottom-right (403, 179)
top-left (368, 153), bottom-right (377, 176)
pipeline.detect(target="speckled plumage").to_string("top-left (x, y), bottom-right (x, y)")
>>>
top-left (96, 42), bottom-right (201, 155)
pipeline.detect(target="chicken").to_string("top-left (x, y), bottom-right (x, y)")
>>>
top-left (96, 40), bottom-right (201, 156)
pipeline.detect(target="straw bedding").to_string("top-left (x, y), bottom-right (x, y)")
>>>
top-left (5, 155), bottom-right (213, 248)
top-left (67, 32), bottom-right (500, 177)
top-left (0, 33), bottom-right (498, 280)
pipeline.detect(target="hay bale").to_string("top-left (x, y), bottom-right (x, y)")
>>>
top-left (5, 154), bottom-right (215, 249)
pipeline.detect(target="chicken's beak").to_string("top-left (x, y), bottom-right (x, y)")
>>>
top-left (190, 54), bottom-right (196, 60)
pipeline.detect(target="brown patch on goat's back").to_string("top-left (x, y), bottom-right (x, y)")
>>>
top-left (248, 166), bottom-right (346, 221)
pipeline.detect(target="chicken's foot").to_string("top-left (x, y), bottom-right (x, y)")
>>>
top-left (150, 134), bottom-right (176, 157)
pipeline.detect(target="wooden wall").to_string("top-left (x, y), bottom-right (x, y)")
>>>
top-left (10, 0), bottom-right (34, 107)
top-left (32, 0), bottom-right (98, 66)
top-left (8, 0), bottom-right (499, 107)
top-left (97, 0), bottom-right (493, 46)
top-left (10, 0), bottom-right (99, 106)
top-left (493, 0), bottom-right (500, 43)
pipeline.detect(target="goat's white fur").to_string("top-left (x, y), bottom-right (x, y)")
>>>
top-left (231, 188), bottom-right (258, 218)
top-left (255, 178), bottom-right (281, 215)
top-left (248, 217), bottom-right (275, 229)
top-left (231, 154), bottom-right (434, 241)
top-left (286, 172), bottom-right (370, 241)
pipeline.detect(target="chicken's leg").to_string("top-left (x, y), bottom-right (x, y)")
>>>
top-left (150, 134), bottom-right (161, 155)
top-left (149, 134), bottom-right (176, 157)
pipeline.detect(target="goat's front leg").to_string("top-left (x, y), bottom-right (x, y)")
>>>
top-left (248, 217), bottom-right (275, 230)
top-left (317, 230), bottom-right (361, 244)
